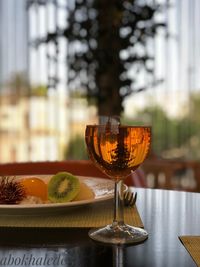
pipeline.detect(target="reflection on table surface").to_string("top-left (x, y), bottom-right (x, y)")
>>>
top-left (0, 188), bottom-right (199, 267)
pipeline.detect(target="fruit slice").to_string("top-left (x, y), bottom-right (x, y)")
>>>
top-left (48, 172), bottom-right (80, 203)
top-left (20, 177), bottom-right (47, 201)
top-left (73, 182), bottom-right (94, 201)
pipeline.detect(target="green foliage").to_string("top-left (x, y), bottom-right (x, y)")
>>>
top-left (131, 105), bottom-right (170, 154)
top-left (64, 93), bottom-right (200, 160)
top-left (31, 85), bottom-right (48, 97)
top-left (7, 72), bottom-right (29, 96)
top-left (65, 135), bottom-right (88, 160)
top-left (189, 93), bottom-right (200, 135)
top-left (123, 94), bottom-right (200, 160)
top-left (7, 73), bottom-right (48, 98)
top-left (44, 0), bottom-right (165, 115)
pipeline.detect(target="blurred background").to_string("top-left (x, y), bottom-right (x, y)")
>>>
top-left (0, 0), bottom-right (200, 165)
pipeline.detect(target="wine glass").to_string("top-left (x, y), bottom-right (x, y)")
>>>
top-left (85, 116), bottom-right (151, 244)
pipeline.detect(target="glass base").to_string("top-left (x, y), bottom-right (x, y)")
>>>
top-left (88, 223), bottom-right (148, 245)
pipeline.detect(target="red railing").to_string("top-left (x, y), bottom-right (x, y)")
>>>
top-left (0, 159), bottom-right (199, 192)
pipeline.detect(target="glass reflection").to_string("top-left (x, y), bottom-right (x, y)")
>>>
top-left (112, 246), bottom-right (124, 267)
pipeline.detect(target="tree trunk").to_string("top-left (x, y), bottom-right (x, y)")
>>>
top-left (97, 73), bottom-right (123, 116)
top-left (96, 0), bottom-right (123, 116)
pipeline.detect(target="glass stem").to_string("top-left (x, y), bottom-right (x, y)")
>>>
top-left (113, 180), bottom-right (124, 227)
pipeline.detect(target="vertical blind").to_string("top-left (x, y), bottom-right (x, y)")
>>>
top-left (0, 0), bottom-right (200, 162)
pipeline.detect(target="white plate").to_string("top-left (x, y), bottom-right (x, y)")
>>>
top-left (0, 176), bottom-right (115, 215)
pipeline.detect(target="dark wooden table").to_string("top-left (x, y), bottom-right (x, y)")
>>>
top-left (0, 188), bottom-right (199, 267)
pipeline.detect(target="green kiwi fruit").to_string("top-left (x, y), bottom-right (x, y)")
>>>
top-left (48, 172), bottom-right (80, 203)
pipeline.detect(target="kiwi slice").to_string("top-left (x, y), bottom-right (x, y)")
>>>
top-left (48, 172), bottom-right (80, 203)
